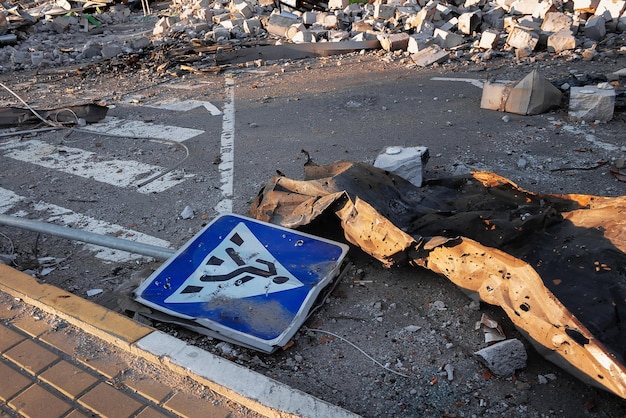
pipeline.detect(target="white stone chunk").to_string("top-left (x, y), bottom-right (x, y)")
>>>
top-left (569, 85), bottom-right (616, 122)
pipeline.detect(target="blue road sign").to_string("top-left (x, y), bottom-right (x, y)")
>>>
top-left (134, 214), bottom-right (349, 352)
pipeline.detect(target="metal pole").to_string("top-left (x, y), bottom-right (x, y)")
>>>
top-left (0, 214), bottom-right (176, 260)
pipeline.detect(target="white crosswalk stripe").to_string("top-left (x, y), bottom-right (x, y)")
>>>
top-left (0, 138), bottom-right (192, 194)
top-left (0, 187), bottom-right (173, 262)
top-left (81, 116), bottom-right (205, 142)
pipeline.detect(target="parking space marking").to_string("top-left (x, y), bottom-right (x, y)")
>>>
top-left (81, 117), bottom-right (205, 143)
top-left (215, 77), bottom-right (235, 214)
top-left (0, 138), bottom-right (193, 194)
top-left (144, 99), bottom-right (223, 116)
top-left (0, 187), bottom-right (172, 262)
top-left (0, 188), bottom-right (25, 214)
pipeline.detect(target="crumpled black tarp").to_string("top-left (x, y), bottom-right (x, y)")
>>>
top-left (248, 159), bottom-right (626, 398)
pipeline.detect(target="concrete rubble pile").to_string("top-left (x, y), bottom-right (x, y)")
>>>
top-left (0, 0), bottom-right (150, 71)
top-left (151, 0), bottom-right (626, 67)
top-left (1, 0), bottom-right (626, 72)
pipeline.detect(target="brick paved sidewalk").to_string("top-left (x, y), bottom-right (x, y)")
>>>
top-left (0, 264), bottom-right (358, 418)
top-left (0, 290), bottom-right (244, 418)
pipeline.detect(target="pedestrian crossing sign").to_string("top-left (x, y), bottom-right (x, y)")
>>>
top-left (134, 214), bottom-right (349, 352)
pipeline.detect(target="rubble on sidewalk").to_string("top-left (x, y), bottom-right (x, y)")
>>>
top-left (248, 156), bottom-right (626, 400)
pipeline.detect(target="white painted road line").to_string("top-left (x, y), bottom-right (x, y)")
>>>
top-left (0, 138), bottom-right (193, 194)
top-left (215, 77), bottom-right (235, 214)
top-left (431, 77), bottom-right (485, 88)
top-left (0, 187), bottom-right (173, 262)
top-left (81, 116), bottom-right (205, 143)
top-left (145, 99), bottom-right (223, 116)
top-left (0, 188), bottom-right (25, 215)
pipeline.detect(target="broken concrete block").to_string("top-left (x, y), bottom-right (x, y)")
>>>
top-left (411, 44), bottom-right (449, 66)
top-left (547, 30), bottom-right (576, 52)
top-left (574, 0), bottom-right (601, 12)
top-left (439, 16), bottom-right (458, 32)
top-left (244, 17), bottom-right (262, 34)
top-left (506, 26), bottom-right (539, 50)
top-left (585, 15), bottom-right (606, 41)
top-left (323, 14), bottom-right (339, 29)
top-left (292, 30), bottom-right (317, 43)
top-left (481, 70), bottom-right (562, 115)
top-left (153, 17), bottom-right (172, 36)
top-left (231, 1), bottom-right (254, 19)
top-left (595, 0), bottom-right (626, 19)
top-left (406, 3), bottom-right (437, 30)
top-left (266, 14), bottom-right (299, 38)
top-left (374, 4), bottom-right (396, 19)
top-left (377, 32), bottom-right (410, 51)
top-left (434, 28), bottom-right (465, 48)
top-left (475, 339), bottom-right (527, 376)
top-left (374, 146), bottom-right (429, 187)
top-left (479, 29), bottom-right (501, 49)
top-left (329, 30), bottom-right (349, 41)
top-left (329, 0), bottom-right (349, 10)
top-left (510, 0), bottom-right (541, 15)
top-left (541, 12), bottom-right (573, 33)
top-left (407, 33), bottom-right (435, 53)
top-left (483, 7), bottom-right (506, 29)
top-left (458, 11), bottom-right (482, 35)
top-left (569, 85), bottom-right (616, 122)
top-left (465, 0), bottom-right (487, 7)
top-left (302, 12), bottom-right (318, 25)
top-left (51, 16), bottom-right (73, 33)
top-left (101, 44), bottom-right (121, 59)
top-left (352, 21), bottom-right (374, 32)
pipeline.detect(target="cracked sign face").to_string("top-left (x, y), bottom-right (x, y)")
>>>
top-left (134, 214), bottom-right (348, 352)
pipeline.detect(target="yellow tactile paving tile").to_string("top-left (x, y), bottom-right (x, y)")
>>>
top-left (77, 382), bottom-right (144, 417)
top-left (8, 384), bottom-right (72, 418)
top-left (3, 339), bottom-right (60, 375)
top-left (39, 360), bottom-right (99, 399)
top-left (0, 362), bottom-right (32, 402)
top-left (0, 264), bottom-right (153, 349)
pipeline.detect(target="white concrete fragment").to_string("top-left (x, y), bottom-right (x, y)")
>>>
top-left (407, 33), bottom-right (435, 53)
top-left (266, 14), bottom-right (299, 38)
top-left (595, 0), bottom-right (626, 19)
top-left (506, 26), bottom-right (539, 50)
top-left (569, 85), bottom-right (616, 122)
top-left (434, 28), bottom-right (465, 48)
top-left (547, 30), bottom-right (576, 53)
top-left (411, 45), bottom-right (449, 66)
top-left (479, 28), bottom-right (500, 49)
top-left (373, 146), bottom-right (429, 187)
top-left (377, 32), bottom-right (410, 51)
top-left (475, 339), bottom-right (527, 376)
top-left (458, 11), bottom-right (482, 35)
top-left (329, 0), bottom-right (349, 10)
top-left (541, 12), bottom-right (573, 33)
top-left (574, 0), bottom-right (601, 12)
top-left (509, 0), bottom-right (541, 15)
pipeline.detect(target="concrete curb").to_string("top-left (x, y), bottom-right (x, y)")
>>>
top-left (0, 264), bottom-right (359, 418)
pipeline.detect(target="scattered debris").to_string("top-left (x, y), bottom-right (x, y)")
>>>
top-left (475, 313), bottom-right (506, 343)
top-left (248, 157), bottom-right (626, 399)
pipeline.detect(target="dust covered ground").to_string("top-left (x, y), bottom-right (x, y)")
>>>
top-left (2, 3), bottom-right (626, 417)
